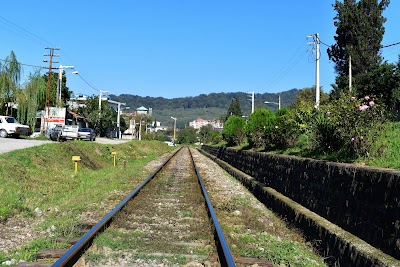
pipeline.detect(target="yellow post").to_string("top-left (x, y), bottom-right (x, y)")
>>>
top-left (111, 152), bottom-right (117, 167)
top-left (72, 156), bottom-right (81, 174)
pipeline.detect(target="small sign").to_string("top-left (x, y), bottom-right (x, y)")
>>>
top-left (72, 156), bottom-right (81, 161)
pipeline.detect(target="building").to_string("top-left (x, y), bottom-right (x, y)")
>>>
top-left (189, 118), bottom-right (223, 130)
top-left (136, 106), bottom-right (152, 116)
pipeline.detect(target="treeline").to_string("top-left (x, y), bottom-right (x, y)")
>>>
top-left (111, 89), bottom-right (300, 128)
top-left (111, 89), bottom-right (300, 114)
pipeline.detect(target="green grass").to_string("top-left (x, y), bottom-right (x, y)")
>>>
top-left (0, 140), bottom-right (175, 262)
top-left (357, 121), bottom-right (400, 169)
top-left (251, 121), bottom-right (400, 169)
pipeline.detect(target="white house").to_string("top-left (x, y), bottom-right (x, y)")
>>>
top-left (189, 118), bottom-right (223, 130)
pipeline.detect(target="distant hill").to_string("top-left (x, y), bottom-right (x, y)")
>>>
top-left (111, 89), bottom-right (300, 128)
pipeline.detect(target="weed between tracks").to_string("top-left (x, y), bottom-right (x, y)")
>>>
top-left (0, 140), bottom-right (175, 263)
top-left (86, 148), bottom-right (215, 266)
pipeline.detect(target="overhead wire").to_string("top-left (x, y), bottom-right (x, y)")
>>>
top-left (0, 58), bottom-right (44, 69)
top-left (0, 15), bottom-right (100, 95)
top-left (76, 73), bottom-right (99, 92)
top-left (59, 51), bottom-right (101, 95)
top-left (264, 39), bottom-right (309, 91)
top-left (0, 15), bottom-right (54, 48)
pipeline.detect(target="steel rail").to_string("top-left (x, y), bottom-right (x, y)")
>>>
top-left (52, 147), bottom-right (182, 267)
top-left (189, 148), bottom-right (236, 267)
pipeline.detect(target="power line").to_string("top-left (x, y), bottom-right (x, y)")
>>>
top-left (0, 57), bottom-right (101, 94)
top-left (77, 73), bottom-right (99, 92)
top-left (382, 41), bottom-right (400, 48)
top-left (0, 58), bottom-right (44, 69)
top-left (0, 15), bottom-right (101, 96)
top-left (264, 39), bottom-right (308, 91)
top-left (318, 38), bottom-right (400, 49)
top-left (0, 15), bottom-right (54, 47)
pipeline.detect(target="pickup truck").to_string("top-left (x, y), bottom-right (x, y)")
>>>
top-left (0, 115), bottom-right (31, 138)
top-left (49, 124), bottom-right (79, 141)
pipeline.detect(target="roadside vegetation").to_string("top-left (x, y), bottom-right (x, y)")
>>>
top-left (205, 0), bottom-right (400, 171)
top-left (213, 90), bottom-right (400, 170)
top-left (0, 140), bottom-right (175, 262)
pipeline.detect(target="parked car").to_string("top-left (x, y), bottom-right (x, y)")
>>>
top-left (49, 124), bottom-right (79, 141)
top-left (78, 128), bottom-right (96, 141)
top-left (0, 115), bottom-right (31, 138)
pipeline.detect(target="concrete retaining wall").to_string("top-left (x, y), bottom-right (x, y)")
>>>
top-left (201, 146), bottom-right (400, 260)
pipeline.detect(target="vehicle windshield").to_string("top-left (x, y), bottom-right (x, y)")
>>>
top-left (80, 128), bottom-right (90, 132)
top-left (5, 117), bottom-right (18, 124)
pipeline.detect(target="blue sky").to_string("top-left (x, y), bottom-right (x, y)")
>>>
top-left (1, 1), bottom-right (399, 99)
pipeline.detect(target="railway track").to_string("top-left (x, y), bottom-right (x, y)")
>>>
top-left (19, 147), bottom-right (236, 267)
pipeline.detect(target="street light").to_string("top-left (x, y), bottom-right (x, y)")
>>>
top-left (264, 95), bottom-right (281, 110)
top-left (57, 65), bottom-right (77, 103)
top-left (171, 116), bottom-right (177, 144)
top-left (108, 100), bottom-right (126, 139)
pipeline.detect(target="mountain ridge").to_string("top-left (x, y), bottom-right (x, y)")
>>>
top-left (111, 89), bottom-right (300, 128)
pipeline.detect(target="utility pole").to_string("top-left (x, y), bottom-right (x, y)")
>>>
top-left (308, 33), bottom-right (320, 109)
top-left (278, 94), bottom-right (281, 110)
top-left (43, 47), bottom-right (59, 134)
top-left (248, 91), bottom-right (255, 113)
top-left (98, 90), bottom-right (109, 110)
top-left (349, 55), bottom-right (352, 93)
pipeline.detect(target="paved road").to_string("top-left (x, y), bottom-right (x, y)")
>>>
top-left (0, 137), bottom-right (131, 155)
top-left (0, 138), bottom-right (52, 155)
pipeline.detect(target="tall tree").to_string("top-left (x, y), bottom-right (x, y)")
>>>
top-left (16, 70), bottom-right (46, 128)
top-left (60, 71), bottom-right (73, 104)
top-left (225, 96), bottom-right (242, 120)
top-left (327, 0), bottom-right (390, 97)
top-left (0, 51), bottom-right (21, 115)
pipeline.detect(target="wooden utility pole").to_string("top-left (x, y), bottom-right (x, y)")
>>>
top-left (44, 47), bottom-right (59, 110)
top-left (43, 47), bottom-right (59, 134)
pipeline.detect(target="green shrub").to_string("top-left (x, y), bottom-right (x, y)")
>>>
top-left (311, 93), bottom-right (387, 158)
top-left (211, 130), bottom-right (223, 144)
top-left (222, 115), bottom-right (246, 146)
top-left (267, 108), bottom-right (298, 150)
top-left (246, 109), bottom-right (276, 148)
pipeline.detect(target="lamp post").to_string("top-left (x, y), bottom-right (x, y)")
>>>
top-left (171, 116), bottom-right (177, 144)
top-left (57, 65), bottom-right (77, 103)
top-left (108, 100), bottom-right (126, 139)
top-left (264, 95), bottom-right (281, 110)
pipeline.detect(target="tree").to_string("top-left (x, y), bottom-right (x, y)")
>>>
top-left (211, 130), bottom-right (223, 144)
top-left (16, 71), bottom-right (46, 129)
top-left (177, 126), bottom-right (197, 144)
top-left (76, 96), bottom-right (125, 137)
top-left (225, 96), bottom-right (242, 120)
top-left (0, 51), bottom-right (21, 115)
top-left (60, 71), bottom-right (73, 104)
top-left (327, 0), bottom-right (390, 97)
top-left (246, 108), bottom-right (276, 148)
top-left (198, 124), bottom-right (213, 144)
top-left (290, 87), bottom-right (329, 110)
top-left (222, 115), bottom-right (246, 146)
